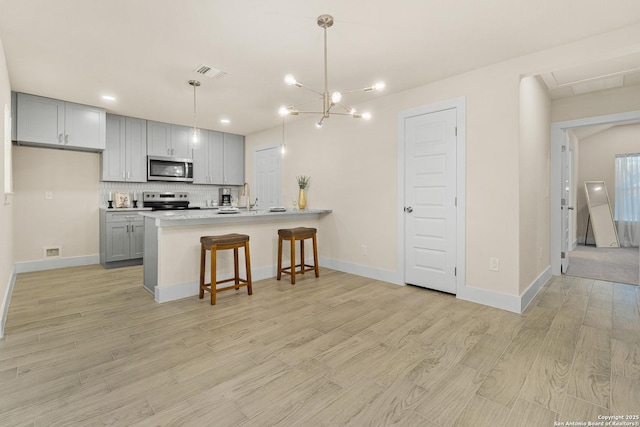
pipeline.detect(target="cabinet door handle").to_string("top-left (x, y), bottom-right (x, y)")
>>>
top-left (58, 134), bottom-right (63, 144)
top-left (126, 225), bottom-right (129, 233)
top-left (127, 171), bottom-right (131, 179)
top-left (64, 134), bottom-right (69, 144)
top-left (122, 171), bottom-right (126, 179)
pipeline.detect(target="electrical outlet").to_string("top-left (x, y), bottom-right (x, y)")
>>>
top-left (361, 245), bottom-right (367, 256)
top-left (490, 257), bottom-right (499, 271)
top-left (45, 191), bottom-right (53, 200)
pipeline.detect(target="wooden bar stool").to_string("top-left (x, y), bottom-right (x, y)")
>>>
top-left (199, 233), bottom-right (252, 305)
top-left (277, 227), bottom-right (319, 285)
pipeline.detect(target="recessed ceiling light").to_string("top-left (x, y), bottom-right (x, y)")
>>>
top-left (220, 119), bottom-right (230, 124)
top-left (101, 95), bottom-right (116, 101)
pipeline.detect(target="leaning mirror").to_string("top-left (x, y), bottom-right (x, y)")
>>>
top-left (584, 181), bottom-right (620, 248)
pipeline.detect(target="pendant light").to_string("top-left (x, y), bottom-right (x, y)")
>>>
top-left (188, 80), bottom-right (201, 148)
top-left (278, 14), bottom-right (385, 128)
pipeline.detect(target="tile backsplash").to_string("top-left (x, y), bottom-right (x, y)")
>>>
top-left (99, 182), bottom-right (241, 208)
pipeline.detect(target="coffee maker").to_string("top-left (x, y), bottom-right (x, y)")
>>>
top-left (219, 188), bottom-right (232, 206)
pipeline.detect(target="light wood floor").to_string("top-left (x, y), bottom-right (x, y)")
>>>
top-left (2, 265), bottom-right (639, 426)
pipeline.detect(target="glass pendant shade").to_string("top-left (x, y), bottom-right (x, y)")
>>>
top-left (189, 127), bottom-right (201, 148)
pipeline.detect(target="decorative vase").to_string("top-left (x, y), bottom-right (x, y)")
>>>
top-left (298, 188), bottom-right (307, 210)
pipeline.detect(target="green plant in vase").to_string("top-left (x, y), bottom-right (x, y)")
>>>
top-left (296, 175), bottom-right (310, 210)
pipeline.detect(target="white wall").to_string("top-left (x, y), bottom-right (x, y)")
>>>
top-left (518, 76), bottom-right (551, 293)
top-left (575, 123), bottom-right (640, 243)
top-left (246, 23), bottom-right (640, 308)
top-left (0, 36), bottom-right (13, 336)
top-left (12, 146), bottom-right (100, 263)
top-left (552, 85), bottom-right (640, 123)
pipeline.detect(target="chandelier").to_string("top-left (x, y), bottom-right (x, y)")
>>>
top-left (278, 14), bottom-right (385, 128)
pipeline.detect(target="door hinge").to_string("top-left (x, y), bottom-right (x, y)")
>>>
top-left (454, 267), bottom-right (457, 276)
top-left (455, 197), bottom-right (457, 207)
top-left (561, 145), bottom-right (566, 152)
top-left (455, 126), bottom-right (458, 136)
top-left (561, 252), bottom-right (566, 259)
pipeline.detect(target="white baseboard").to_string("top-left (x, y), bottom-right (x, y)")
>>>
top-left (152, 258), bottom-right (551, 314)
top-left (457, 266), bottom-right (551, 314)
top-left (319, 257), bottom-right (403, 285)
top-left (457, 284), bottom-right (522, 313)
top-left (14, 255), bottom-right (99, 274)
top-left (0, 266), bottom-right (17, 339)
top-left (154, 258), bottom-right (402, 303)
top-left (154, 264), bottom-right (277, 303)
top-left (520, 266), bottom-right (552, 312)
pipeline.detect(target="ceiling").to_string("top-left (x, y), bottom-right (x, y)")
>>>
top-left (1, 1), bottom-right (640, 136)
top-left (539, 52), bottom-right (640, 99)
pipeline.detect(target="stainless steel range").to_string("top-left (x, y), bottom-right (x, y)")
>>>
top-left (142, 191), bottom-right (201, 211)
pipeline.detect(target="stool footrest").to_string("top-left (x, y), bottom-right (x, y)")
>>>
top-left (202, 280), bottom-right (250, 294)
top-left (279, 264), bottom-right (317, 276)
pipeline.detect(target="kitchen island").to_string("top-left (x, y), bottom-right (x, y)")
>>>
top-left (140, 208), bottom-right (332, 302)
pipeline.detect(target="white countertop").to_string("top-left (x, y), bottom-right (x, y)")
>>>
top-left (102, 207), bottom-right (153, 212)
top-left (139, 208), bottom-right (332, 227)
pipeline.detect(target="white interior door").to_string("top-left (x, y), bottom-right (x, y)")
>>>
top-left (404, 108), bottom-right (457, 294)
top-left (254, 145), bottom-right (281, 209)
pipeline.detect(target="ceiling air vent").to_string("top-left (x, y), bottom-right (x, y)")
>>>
top-left (193, 64), bottom-right (228, 79)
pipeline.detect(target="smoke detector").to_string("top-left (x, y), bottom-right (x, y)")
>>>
top-left (193, 64), bottom-right (228, 79)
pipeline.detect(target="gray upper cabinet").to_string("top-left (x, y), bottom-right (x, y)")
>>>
top-left (146, 121), bottom-right (171, 157)
top-left (193, 130), bottom-right (223, 184)
top-left (223, 133), bottom-right (245, 185)
top-left (102, 114), bottom-right (147, 182)
top-left (16, 93), bottom-right (106, 151)
top-left (193, 131), bottom-right (244, 185)
top-left (171, 125), bottom-right (192, 159)
top-left (147, 120), bottom-right (192, 159)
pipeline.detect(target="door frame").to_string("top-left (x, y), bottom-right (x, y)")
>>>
top-left (550, 109), bottom-right (640, 276)
top-left (397, 96), bottom-right (466, 292)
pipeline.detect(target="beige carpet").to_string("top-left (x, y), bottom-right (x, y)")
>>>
top-left (566, 244), bottom-right (639, 285)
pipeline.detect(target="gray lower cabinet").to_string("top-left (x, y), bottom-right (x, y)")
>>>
top-left (100, 210), bottom-right (144, 267)
top-left (102, 114), bottom-right (147, 182)
top-left (16, 93), bottom-right (106, 151)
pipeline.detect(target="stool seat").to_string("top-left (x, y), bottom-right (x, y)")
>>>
top-left (278, 227), bottom-right (317, 239)
top-left (201, 233), bottom-right (249, 246)
top-left (199, 233), bottom-right (252, 305)
top-left (277, 227), bottom-right (319, 285)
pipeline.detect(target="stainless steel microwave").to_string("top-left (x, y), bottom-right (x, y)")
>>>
top-left (147, 156), bottom-right (193, 182)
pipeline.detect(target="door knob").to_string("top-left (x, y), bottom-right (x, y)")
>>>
top-left (568, 207), bottom-right (574, 210)
top-left (404, 206), bottom-right (413, 213)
